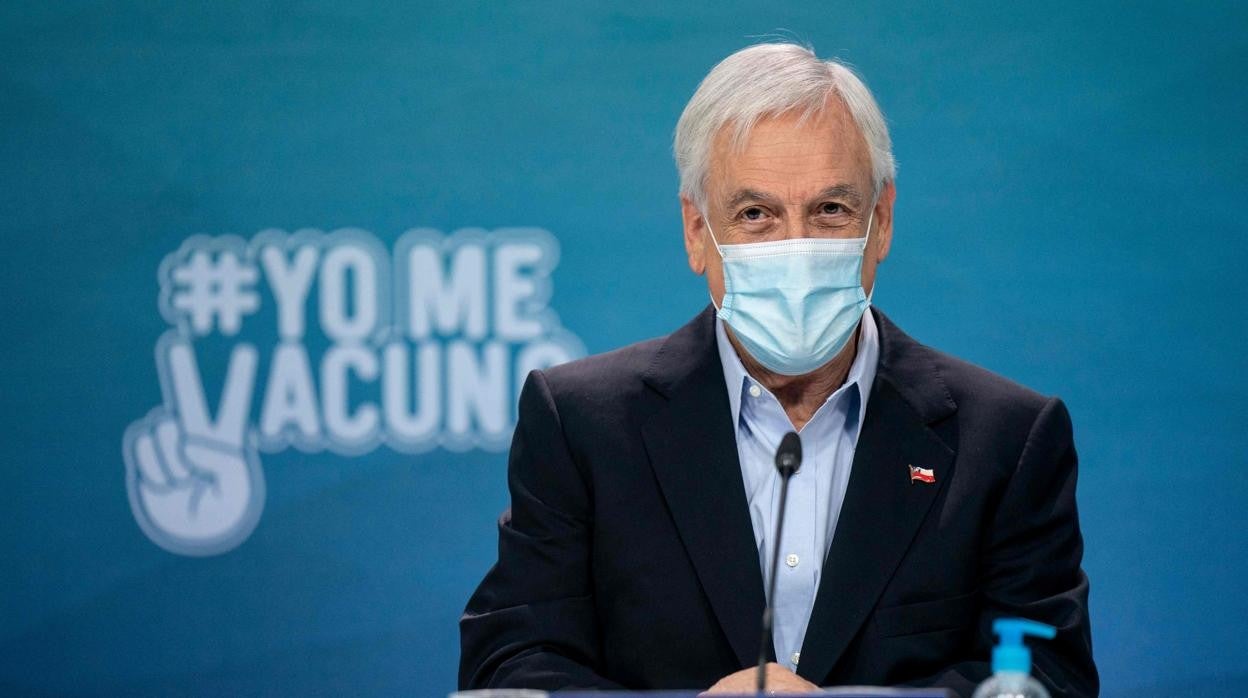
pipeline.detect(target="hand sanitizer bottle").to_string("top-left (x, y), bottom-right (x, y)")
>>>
top-left (971, 618), bottom-right (1057, 698)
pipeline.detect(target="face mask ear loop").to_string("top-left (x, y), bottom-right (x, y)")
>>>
top-left (703, 211), bottom-right (728, 313)
top-left (862, 201), bottom-right (878, 306)
top-left (703, 212), bottom-right (726, 259)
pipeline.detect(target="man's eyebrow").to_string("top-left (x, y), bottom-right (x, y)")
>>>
top-left (723, 185), bottom-right (864, 209)
top-left (724, 188), bottom-right (782, 209)
top-left (812, 185), bottom-right (863, 207)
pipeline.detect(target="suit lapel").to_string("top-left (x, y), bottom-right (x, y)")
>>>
top-left (640, 307), bottom-right (767, 670)
top-left (796, 310), bottom-right (958, 685)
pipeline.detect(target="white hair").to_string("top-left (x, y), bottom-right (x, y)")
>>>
top-left (673, 42), bottom-right (896, 209)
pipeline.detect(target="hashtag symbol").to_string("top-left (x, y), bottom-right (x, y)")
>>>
top-left (170, 250), bottom-right (260, 336)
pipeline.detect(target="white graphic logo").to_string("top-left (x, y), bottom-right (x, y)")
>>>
top-left (123, 228), bottom-right (585, 556)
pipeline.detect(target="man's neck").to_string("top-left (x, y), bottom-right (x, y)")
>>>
top-left (726, 327), bottom-right (861, 431)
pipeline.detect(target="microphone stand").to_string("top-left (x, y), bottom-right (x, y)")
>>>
top-left (757, 432), bottom-right (801, 694)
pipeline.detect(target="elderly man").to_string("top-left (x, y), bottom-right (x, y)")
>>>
top-left (459, 43), bottom-right (1097, 696)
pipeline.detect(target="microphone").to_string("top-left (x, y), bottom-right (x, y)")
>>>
top-left (757, 431), bottom-right (802, 694)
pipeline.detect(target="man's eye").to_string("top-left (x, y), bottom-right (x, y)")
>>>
top-left (741, 207), bottom-right (767, 221)
top-left (819, 202), bottom-right (845, 215)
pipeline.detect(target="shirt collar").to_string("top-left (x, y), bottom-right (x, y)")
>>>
top-left (715, 308), bottom-right (880, 434)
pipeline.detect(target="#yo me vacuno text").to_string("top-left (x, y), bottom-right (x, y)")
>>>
top-left (125, 227), bottom-right (586, 555)
top-left (156, 227), bottom-right (587, 455)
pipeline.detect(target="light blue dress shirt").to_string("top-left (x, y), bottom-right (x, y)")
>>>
top-left (714, 310), bottom-right (879, 672)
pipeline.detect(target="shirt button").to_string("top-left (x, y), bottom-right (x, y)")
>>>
top-left (785, 553), bottom-right (799, 568)
top-left (748, 384), bottom-right (762, 398)
top-left (791, 651), bottom-right (801, 666)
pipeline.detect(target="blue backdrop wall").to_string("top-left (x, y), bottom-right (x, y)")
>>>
top-left (2, 2), bottom-right (1245, 696)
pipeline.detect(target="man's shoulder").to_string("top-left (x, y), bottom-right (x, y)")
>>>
top-left (517, 333), bottom-right (672, 440)
top-left (536, 306), bottom-right (715, 403)
top-left (541, 333), bottom-right (668, 395)
top-left (874, 310), bottom-right (1055, 425)
top-left (929, 344), bottom-right (1048, 408)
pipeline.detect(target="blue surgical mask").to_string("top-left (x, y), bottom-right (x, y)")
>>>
top-left (707, 213), bottom-right (874, 376)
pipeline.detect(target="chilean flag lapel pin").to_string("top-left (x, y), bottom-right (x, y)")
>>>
top-left (908, 464), bottom-right (936, 484)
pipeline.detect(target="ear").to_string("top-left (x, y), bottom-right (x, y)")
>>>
top-left (871, 180), bottom-right (896, 263)
top-left (680, 194), bottom-right (708, 275)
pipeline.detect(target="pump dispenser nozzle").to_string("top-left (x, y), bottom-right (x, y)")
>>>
top-left (991, 618), bottom-right (1056, 674)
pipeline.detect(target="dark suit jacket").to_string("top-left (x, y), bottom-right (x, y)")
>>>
top-left (460, 307), bottom-right (1097, 697)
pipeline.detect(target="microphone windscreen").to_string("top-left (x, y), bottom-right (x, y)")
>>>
top-left (776, 431), bottom-right (802, 475)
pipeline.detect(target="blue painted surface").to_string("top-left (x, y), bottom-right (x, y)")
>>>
top-left (1, 3), bottom-right (1245, 695)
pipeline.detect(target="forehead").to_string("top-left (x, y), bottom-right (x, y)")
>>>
top-left (708, 97), bottom-right (872, 199)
